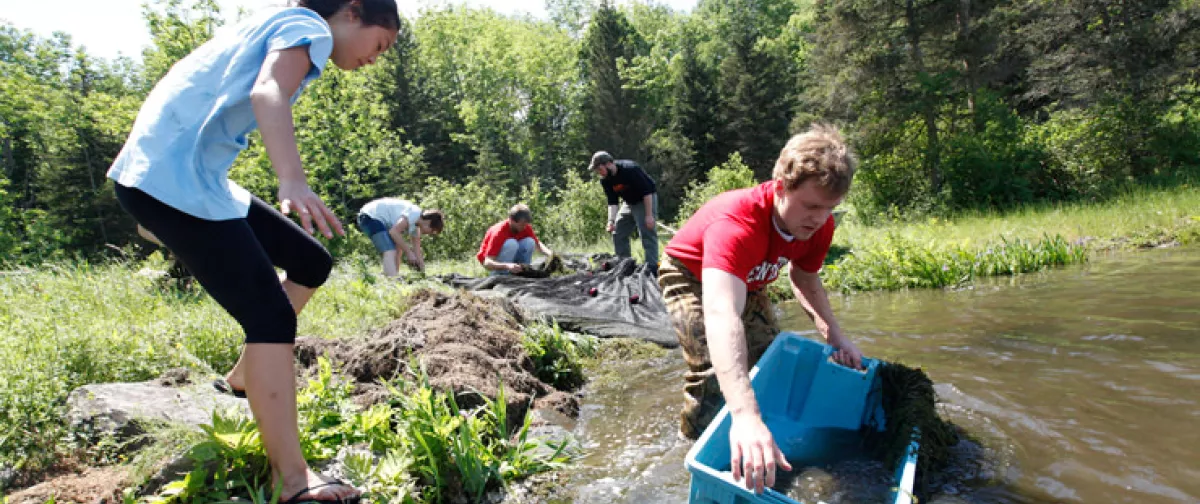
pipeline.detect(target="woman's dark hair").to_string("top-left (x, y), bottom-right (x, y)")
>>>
top-left (292, 0), bottom-right (400, 31)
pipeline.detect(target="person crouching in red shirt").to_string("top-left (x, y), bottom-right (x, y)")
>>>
top-left (477, 203), bottom-right (555, 276)
top-left (659, 123), bottom-right (862, 493)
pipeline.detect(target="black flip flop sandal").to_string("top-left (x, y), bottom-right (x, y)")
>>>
top-left (280, 480), bottom-right (361, 504)
top-left (212, 378), bottom-right (246, 399)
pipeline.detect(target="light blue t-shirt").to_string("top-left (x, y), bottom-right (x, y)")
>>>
top-left (360, 198), bottom-right (422, 235)
top-left (108, 8), bottom-right (334, 220)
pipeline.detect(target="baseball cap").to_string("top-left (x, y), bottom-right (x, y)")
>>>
top-left (588, 151), bottom-right (613, 171)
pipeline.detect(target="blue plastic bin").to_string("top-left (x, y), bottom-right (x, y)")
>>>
top-left (684, 331), bottom-right (920, 504)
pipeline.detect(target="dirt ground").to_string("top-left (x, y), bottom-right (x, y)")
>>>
top-left (295, 289), bottom-right (578, 428)
top-left (4, 466), bottom-right (129, 504)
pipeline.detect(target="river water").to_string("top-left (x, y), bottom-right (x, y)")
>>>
top-left (556, 247), bottom-right (1200, 504)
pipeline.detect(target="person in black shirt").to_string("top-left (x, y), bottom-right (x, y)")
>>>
top-left (589, 151), bottom-right (659, 273)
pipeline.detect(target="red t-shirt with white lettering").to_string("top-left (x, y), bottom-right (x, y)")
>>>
top-left (664, 180), bottom-right (834, 292)
top-left (476, 220), bottom-right (540, 264)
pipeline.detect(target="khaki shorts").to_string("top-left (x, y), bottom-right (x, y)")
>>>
top-left (658, 254), bottom-right (780, 439)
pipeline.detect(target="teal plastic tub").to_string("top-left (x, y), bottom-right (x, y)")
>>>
top-left (684, 331), bottom-right (919, 504)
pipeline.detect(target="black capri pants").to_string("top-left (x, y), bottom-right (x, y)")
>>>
top-left (115, 184), bottom-right (333, 344)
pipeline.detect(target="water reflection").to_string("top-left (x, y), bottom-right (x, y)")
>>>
top-left (559, 247), bottom-right (1200, 504)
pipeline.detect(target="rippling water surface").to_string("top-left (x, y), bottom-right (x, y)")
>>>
top-left (556, 247), bottom-right (1200, 504)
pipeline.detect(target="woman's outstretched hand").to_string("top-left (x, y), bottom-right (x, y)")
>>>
top-left (279, 180), bottom-right (344, 239)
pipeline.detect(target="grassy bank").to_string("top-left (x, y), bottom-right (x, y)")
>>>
top-left (436, 183), bottom-right (1199, 294)
top-left (838, 183), bottom-right (1200, 252)
top-left (802, 183), bottom-right (1200, 293)
top-left (0, 257), bottom-right (600, 500)
top-left (0, 256), bottom-right (423, 476)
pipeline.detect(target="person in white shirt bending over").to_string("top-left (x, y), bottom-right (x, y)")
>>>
top-left (356, 197), bottom-right (444, 276)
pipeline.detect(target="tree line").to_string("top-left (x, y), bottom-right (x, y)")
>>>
top-left (2, 0), bottom-right (1197, 263)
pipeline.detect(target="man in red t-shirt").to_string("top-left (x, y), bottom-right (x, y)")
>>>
top-left (659, 124), bottom-right (862, 493)
top-left (477, 203), bottom-right (555, 275)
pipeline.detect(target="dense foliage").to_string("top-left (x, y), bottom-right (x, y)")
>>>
top-left (1, 0), bottom-right (1197, 265)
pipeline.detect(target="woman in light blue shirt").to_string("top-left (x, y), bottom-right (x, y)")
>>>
top-left (107, 0), bottom-right (398, 501)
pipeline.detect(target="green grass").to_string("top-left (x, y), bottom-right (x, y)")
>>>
top-left (796, 183), bottom-right (1200, 293)
top-left (0, 253), bottom-right (580, 500)
top-left (835, 183), bottom-right (1200, 253)
top-left (0, 252), bottom-right (433, 476)
top-left (811, 233), bottom-right (1090, 292)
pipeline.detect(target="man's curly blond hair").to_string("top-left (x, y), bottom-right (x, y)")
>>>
top-left (772, 123), bottom-right (857, 196)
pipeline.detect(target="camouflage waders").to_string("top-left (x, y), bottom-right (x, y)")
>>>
top-left (658, 254), bottom-right (780, 439)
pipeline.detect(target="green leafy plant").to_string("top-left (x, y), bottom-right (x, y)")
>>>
top-left (151, 410), bottom-right (271, 504)
top-left (385, 368), bottom-right (571, 503)
top-left (521, 320), bottom-right (597, 390)
top-left (143, 357), bottom-right (570, 503)
top-left (819, 233), bottom-right (1089, 292)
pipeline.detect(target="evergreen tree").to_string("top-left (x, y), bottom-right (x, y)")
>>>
top-left (579, 2), bottom-right (650, 162)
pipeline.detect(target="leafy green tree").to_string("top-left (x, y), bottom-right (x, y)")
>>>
top-left (1, 41), bottom-right (137, 260)
top-left (547, 0), bottom-right (594, 37)
top-left (410, 7), bottom-right (583, 188)
top-left (714, 34), bottom-right (794, 180)
top-left (675, 151), bottom-right (756, 227)
top-left (141, 0), bottom-right (224, 87)
top-left (809, 0), bottom-right (960, 193)
top-left (1, 26), bottom-right (77, 214)
top-left (622, 0), bottom-right (686, 126)
top-left (693, 0), bottom-right (803, 179)
top-left (0, 24), bottom-right (74, 84)
top-left (0, 177), bottom-right (19, 261)
top-left (1020, 0), bottom-right (1200, 178)
top-left (33, 72), bottom-right (141, 253)
top-left (619, 3), bottom-right (695, 216)
top-left (670, 19), bottom-right (722, 176)
top-left (0, 60), bottom-right (47, 213)
top-left (385, 22), bottom-right (475, 184)
top-left (3, 0), bottom-right (1200, 262)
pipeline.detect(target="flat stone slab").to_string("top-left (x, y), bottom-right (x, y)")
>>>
top-left (67, 381), bottom-right (251, 439)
